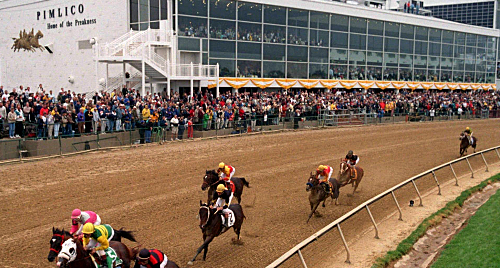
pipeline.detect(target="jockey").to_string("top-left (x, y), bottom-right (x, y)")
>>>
top-left (345, 150), bottom-right (359, 179)
top-left (217, 162), bottom-right (235, 192)
top-left (211, 184), bottom-right (234, 228)
top-left (82, 223), bottom-right (115, 268)
top-left (70, 209), bottom-right (101, 236)
top-left (464, 127), bottom-right (473, 144)
top-left (135, 248), bottom-right (169, 268)
top-left (315, 165), bottom-right (333, 193)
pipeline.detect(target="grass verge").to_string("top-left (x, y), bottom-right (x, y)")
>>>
top-left (371, 173), bottom-right (500, 268)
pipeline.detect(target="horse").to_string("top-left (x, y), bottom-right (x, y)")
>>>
top-left (202, 170), bottom-right (250, 204)
top-left (337, 159), bottom-right (364, 197)
top-left (48, 227), bottom-right (136, 262)
top-left (306, 172), bottom-right (340, 223)
top-left (56, 238), bottom-right (138, 268)
top-left (187, 201), bottom-right (245, 265)
top-left (459, 132), bottom-right (477, 156)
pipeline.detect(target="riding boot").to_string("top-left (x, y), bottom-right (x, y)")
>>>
top-left (103, 254), bottom-right (113, 268)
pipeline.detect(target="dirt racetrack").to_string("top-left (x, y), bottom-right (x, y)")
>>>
top-left (1, 119), bottom-right (499, 268)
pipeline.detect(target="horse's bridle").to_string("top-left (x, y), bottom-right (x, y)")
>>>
top-left (203, 174), bottom-right (223, 188)
top-left (50, 233), bottom-right (65, 254)
top-left (200, 206), bottom-right (210, 228)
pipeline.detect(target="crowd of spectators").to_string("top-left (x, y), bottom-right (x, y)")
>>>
top-left (0, 83), bottom-right (499, 141)
top-left (179, 24), bottom-right (208, 38)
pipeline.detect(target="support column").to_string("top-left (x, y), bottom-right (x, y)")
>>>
top-left (216, 63), bottom-right (220, 98)
top-left (150, 82), bottom-right (153, 94)
top-left (141, 61), bottom-right (146, 97)
top-left (122, 63), bottom-right (126, 88)
top-left (105, 63), bottom-right (109, 91)
top-left (167, 78), bottom-right (171, 98)
top-left (190, 62), bottom-right (194, 101)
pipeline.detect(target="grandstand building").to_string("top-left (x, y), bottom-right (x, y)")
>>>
top-left (0, 0), bottom-right (498, 96)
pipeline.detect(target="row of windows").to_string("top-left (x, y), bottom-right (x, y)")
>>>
top-left (130, 0), bottom-right (167, 23)
top-left (208, 59), bottom-right (494, 83)
top-left (429, 1), bottom-right (495, 28)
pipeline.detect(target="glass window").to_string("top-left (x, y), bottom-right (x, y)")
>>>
top-left (350, 34), bottom-right (366, 50)
top-left (429, 42), bottom-right (441, 56)
top-left (263, 24), bottom-right (286, 44)
top-left (385, 22), bottom-right (399, 38)
top-left (454, 70), bottom-right (464, 83)
top-left (330, 48), bottom-right (348, 64)
top-left (414, 55), bottom-right (427, 68)
top-left (330, 32), bottom-right (348, 48)
top-left (399, 54), bottom-right (412, 67)
top-left (331, 14), bottom-right (348, 32)
top-left (349, 50), bottom-right (366, 65)
top-left (464, 72), bottom-right (474, 83)
top-left (140, 0), bottom-right (148, 22)
top-left (238, 42), bottom-right (261, 60)
top-left (130, 0), bottom-right (139, 23)
top-left (441, 44), bottom-right (453, 57)
top-left (210, 0), bottom-right (236, 19)
top-left (209, 40), bottom-right (235, 58)
top-left (309, 64), bottom-right (328, 79)
top-left (399, 68), bottom-right (412, 81)
top-left (350, 17), bottom-right (367, 34)
top-left (263, 61), bottom-right (285, 78)
top-left (288, 27), bottom-right (308, 45)
top-left (139, 23), bottom-right (148, 30)
top-left (349, 65), bottom-right (365, 80)
top-left (368, 20), bottom-right (383, 36)
top-left (263, 44), bottom-right (285, 61)
top-left (202, 53), bottom-right (208, 65)
top-left (309, 47), bottom-right (328, 63)
top-left (237, 60), bottom-right (261, 77)
top-left (414, 41), bottom-right (428, 55)
top-left (150, 0), bottom-right (159, 21)
top-left (287, 46), bottom-right (308, 62)
top-left (384, 53), bottom-right (398, 67)
top-left (150, 21), bottom-right (159, 29)
top-left (367, 36), bottom-right (383, 51)
top-left (209, 19), bottom-right (235, 40)
top-left (429, 29), bottom-right (441, 42)
top-left (384, 37), bottom-right (398, 53)
top-left (178, 0), bottom-right (207, 16)
top-left (466, 47), bottom-right (476, 59)
top-left (309, 30), bottom-right (329, 47)
top-left (442, 30), bottom-right (454, 44)
top-left (428, 69), bottom-right (438, 82)
top-left (454, 45), bottom-right (465, 58)
top-left (310, 12), bottom-right (329, 30)
top-left (428, 56), bottom-right (439, 69)
top-left (130, 23), bottom-right (139, 30)
top-left (466, 34), bottom-right (477, 46)
top-left (400, 39), bottom-right (413, 54)
top-left (400, 24), bottom-right (414, 39)
top-left (415, 26), bottom-right (428, 41)
top-left (203, 39), bottom-right (208, 51)
top-left (238, 22), bottom-right (262, 42)
top-left (288, 8), bottom-right (308, 27)
top-left (455, 32), bottom-right (466, 45)
top-left (160, 0), bottom-right (167, 20)
top-left (287, 62), bottom-right (307, 78)
top-left (330, 64), bottom-right (347, 79)
top-left (178, 16), bottom-right (208, 38)
top-left (264, 5), bottom-right (285, 25)
top-left (367, 66), bottom-right (382, 80)
top-left (383, 67), bottom-right (398, 80)
top-left (477, 35), bottom-right (487, 48)
top-left (210, 59), bottom-right (235, 76)
top-left (414, 69), bottom-right (426, 81)
top-left (366, 52), bottom-right (382, 65)
top-left (238, 2), bottom-right (261, 22)
top-left (178, 37), bottom-right (200, 51)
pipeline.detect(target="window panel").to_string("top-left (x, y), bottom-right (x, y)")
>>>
top-left (455, 32), bottom-right (466, 45)
top-left (384, 37), bottom-right (399, 53)
top-left (238, 22), bottom-right (262, 42)
top-left (350, 17), bottom-right (367, 34)
top-left (237, 60), bottom-right (261, 77)
top-left (400, 39), bottom-right (413, 54)
top-left (367, 66), bottom-right (382, 80)
top-left (454, 45), bottom-right (465, 58)
top-left (263, 24), bottom-right (286, 44)
top-left (400, 24), bottom-right (414, 39)
top-left (310, 11), bottom-right (329, 30)
top-left (209, 19), bottom-right (236, 40)
top-left (288, 8), bottom-right (308, 27)
top-left (350, 34), bottom-right (366, 50)
top-left (287, 46), bottom-right (308, 62)
top-left (414, 41), bottom-right (427, 55)
top-left (287, 62), bottom-right (307, 78)
top-left (384, 53), bottom-right (398, 67)
top-left (428, 56), bottom-right (440, 69)
top-left (415, 26), bottom-right (428, 41)
top-left (349, 65), bottom-right (365, 80)
top-left (263, 44), bottom-right (285, 61)
top-left (366, 52), bottom-right (382, 65)
top-left (178, 37), bottom-right (200, 51)
top-left (429, 29), bottom-right (441, 42)
top-left (429, 42), bottom-right (441, 56)
top-left (178, 16), bottom-right (207, 38)
top-left (178, 0), bottom-right (207, 16)
top-left (160, 0), bottom-right (167, 20)
top-left (442, 44), bottom-right (453, 57)
top-left (210, 58), bottom-right (235, 76)
top-left (399, 54), bottom-right (412, 67)
top-left (414, 69), bottom-right (427, 82)
top-left (367, 36), bottom-right (383, 51)
top-left (385, 22), bottom-right (399, 38)
top-left (309, 64), bottom-right (328, 79)
top-left (399, 68), bottom-right (412, 81)
top-left (130, 0), bottom-right (139, 23)
top-left (309, 29), bottom-right (329, 47)
top-left (263, 61), bottom-right (285, 78)
top-left (349, 50), bottom-right (366, 65)
top-left (238, 2), bottom-right (261, 22)
top-left (466, 34), bottom-right (477, 46)
top-left (414, 55), bottom-right (427, 68)
top-left (329, 64), bottom-right (347, 79)
top-left (139, 0), bottom-right (148, 22)
top-left (441, 57), bottom-right (453, 69)
top-left (238, 42), bottom-right (261, 60)
top-left (288, 27), bottom-right (308, 45)
top-left (331, 32), bottom-right (348, 48)
top-left (209, 40), bottom-right (235, 58)
top-left (331, 14), bottom-right (348, 32)
top-left (309, 47), bottom-right (328, 63)
top-left (210, 0), bottom-right (236, 19)
top-left (330, 48), bottom-right (348, 64)
top-left (264, 5), bottom-right (286, 25)
top-left (383, 67), bottom-right (398, 80)
top-left (150, 0), bottom-right (159, 21)
top-left (368, 20), bottom-right (383, 36)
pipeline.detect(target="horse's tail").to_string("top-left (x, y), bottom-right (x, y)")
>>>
top-left (241, 177), bottom-right (250, 188)
top-left (117, 228), bottom-right (137, 242)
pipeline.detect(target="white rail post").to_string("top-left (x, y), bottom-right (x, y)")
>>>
top-left (431, 171), bottom-right (441, 195)
top-left (337, 224), bottom-right (351, 264)
top-left (297, 250), bottom-right (307, 268)
top-left (411, 179), bottom-right (423, 206)
top-left (480, 153), bottom-right (489, 172)
top-left (391, 191), bottom-right (403, 221)
top-left (449, 163), bottom-right (459, 186)
top-left (495, 148), bottom-right (500, 160)
top-left (365, 205), bottom-right (379, 239)
top-left (465, 157), bottom-right (474, 178)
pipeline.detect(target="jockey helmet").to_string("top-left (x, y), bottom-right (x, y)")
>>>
top-left (348, 150), bottom-right (353, 156)
top-left (138, 249), bottom-right (150, 260)
top-left (216, 184), bottom-right (226, 193)
top-left (318, 165), bottom-right (326, 172)
top-left (219, 162), bottom-right (225, 169)
top-left (82, 223), bottom-right (95, 234)
top-left (466, 127), bottom-right (470, 130)
top-left (71, 209), bottom-right (81, 219)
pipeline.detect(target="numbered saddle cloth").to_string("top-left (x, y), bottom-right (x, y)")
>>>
top-left (221, 209), bottom-right (235, 227)
top-left (91, 247), bottom-right (123, 268)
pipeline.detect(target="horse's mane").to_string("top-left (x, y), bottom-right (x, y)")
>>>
top-left (53, 227), bottom-right (72, 238)
top-left (206, 170), bottom-right (218, 176)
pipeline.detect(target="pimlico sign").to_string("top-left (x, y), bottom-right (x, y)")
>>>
top-left (36, 4), bottom-right (97, 30)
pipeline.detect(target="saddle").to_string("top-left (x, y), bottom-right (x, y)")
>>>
top-left (320, 181), bottom-right (334, 194)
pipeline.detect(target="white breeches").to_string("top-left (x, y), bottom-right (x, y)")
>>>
top-left (215, 194), bottom-right (233, 208)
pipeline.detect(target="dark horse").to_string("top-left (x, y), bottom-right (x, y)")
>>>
top-left (187, 201), bottom-right (245, 265)
top-left (48, 227), bottom-right (137, 263)
top-left (306, 172), bottom-right (340, 223)
top-left (56, 238), bottom-right (138, 268)
top-left (460, 132), bottom-right (477, 156)
top-left (337, 160), bottom-right (364, 198)
top-left (202, 170), bottom-right (250, 204)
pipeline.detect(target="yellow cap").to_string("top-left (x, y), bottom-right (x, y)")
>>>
top-left (466, 127), bottom-right (470, 130)
top-left (216, 184), bottom-right (226, 193)
top-left (219, 162), bottom-right (225, 169)
top-left (318, 165), bottom-right (326, 171)
top-left (82, 223), bottom-right (95, 234)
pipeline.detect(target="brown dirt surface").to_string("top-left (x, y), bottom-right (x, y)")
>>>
top-left (1, 119), bottom-right (499, 268)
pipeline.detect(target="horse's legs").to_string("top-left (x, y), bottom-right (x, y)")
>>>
top-left (202, 235), bottom-right (208, 261)
top-left (307, 202), bottom-right (320, 223)
top-left (188, 235), bottom-right (213, 264)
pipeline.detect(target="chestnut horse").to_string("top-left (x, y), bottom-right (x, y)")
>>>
top-left (337, 159), bottom-right (364, 197)
top-left (459, 132), bottom-right (477, 156)
top-left (187, 201), bottom-right (245, 265)
top-left (306, 172), bottom-right (340, 223)
top-left (202, 170), bottom-right (250, 204)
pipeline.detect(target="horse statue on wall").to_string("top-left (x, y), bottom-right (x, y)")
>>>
top-left (12, 28), bottom-right (45, 52)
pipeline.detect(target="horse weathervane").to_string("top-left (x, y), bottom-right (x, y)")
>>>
top-left (12, 28), bottom-right (45, 52)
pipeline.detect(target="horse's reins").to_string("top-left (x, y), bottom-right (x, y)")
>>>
top-left (200, 206), bottom-right (210, 227)
top-left (50, 234), bottom-right (65, 254)
top-left (203, 173), bottom-right (223, 188)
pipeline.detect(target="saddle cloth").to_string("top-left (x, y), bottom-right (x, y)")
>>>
top-left (220, 209), bottom-right (235, 227)
top-left (90, 247), bottom-right (122, 268)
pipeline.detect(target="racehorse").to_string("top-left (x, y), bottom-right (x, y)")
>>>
top-left (202, 170), bottom-right (250, 204)
top-left (459, 132), bottom-right (477, 156)
top-left (187, 201), bottom-right (245, 265)
top-left (306, 172), bottom-right (340, 223)
top-left (48, 227), bottom-right (136, 262)
top-left (56, 238), bottom-right (138, 268)
top-left (337, 159), bottom-right (364, 197)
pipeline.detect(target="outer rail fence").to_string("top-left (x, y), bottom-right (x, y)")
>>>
top-left (266, 145), bottom-right (500, 268)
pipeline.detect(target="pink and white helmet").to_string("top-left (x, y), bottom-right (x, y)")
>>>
top-left (71, 209), bottom-right (81, 219)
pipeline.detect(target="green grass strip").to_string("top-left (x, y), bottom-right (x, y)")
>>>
top-left (431, 187), bottom-right (500, 267)
top-left (371, 173), bottom-right (500, 268)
